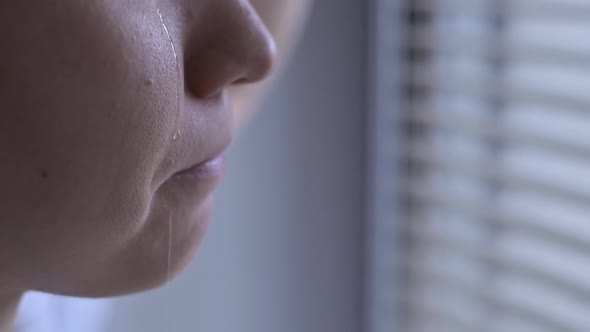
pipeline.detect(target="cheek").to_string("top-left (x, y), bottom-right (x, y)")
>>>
top-left (0, 3), bottom-right (182, 291)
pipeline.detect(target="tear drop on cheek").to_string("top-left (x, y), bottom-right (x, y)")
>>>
top-left (156, 7), bottom-right (183, 145)
top-left (172, 129), bottom-right (181, 141)
top-left (157, 10), bottom-right (179, 329)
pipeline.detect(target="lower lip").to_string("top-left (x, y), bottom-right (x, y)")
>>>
top-left (173, 155), bottom-right (226, 180)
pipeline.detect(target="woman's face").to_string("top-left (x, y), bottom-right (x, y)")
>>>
top-left (0, 0), bottom-right (274, 297)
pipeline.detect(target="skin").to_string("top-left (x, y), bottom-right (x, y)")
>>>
top-left (0, 0), bottom-right (310, 330)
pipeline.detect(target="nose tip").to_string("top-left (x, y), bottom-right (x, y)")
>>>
top-left (184, 4), bottom-right (277, 99)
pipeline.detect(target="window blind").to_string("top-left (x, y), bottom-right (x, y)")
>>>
top-left (401, 1), bottom-right (590, 331)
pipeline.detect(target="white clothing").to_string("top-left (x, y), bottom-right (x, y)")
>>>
top-left (14, 291), bottom-right (111, 332)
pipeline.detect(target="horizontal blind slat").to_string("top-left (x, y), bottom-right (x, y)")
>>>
top-left (411, 0), bottom-right (590, 20)
top-left (405, 223), bottom-right (590, 301)
top-left (403, 296), bottom-right (482, 332)
top-left (402, 180), bottom-right (590, 270)
top-left (409, 65), bottom-right (590, 114)
top-left (409, 26), bottom-right (590, 68)
top-left (399, 254), bottom-right (582, 331)
top-left (406, 106), bottom-right (590, 161)
top-left (404, 140), bottom-right (590, 205)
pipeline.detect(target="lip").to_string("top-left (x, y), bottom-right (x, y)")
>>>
top-left (162, 93), bottom-right (232, 187)
top-left (173, 154), bottom-right (226, 180)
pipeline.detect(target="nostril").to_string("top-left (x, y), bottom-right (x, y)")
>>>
top-left (233, 78), bottom-right (250, 85)
top-left (185, 51), bottom-right (241, 98)
top-left (185, 39), bottom-right (275, 99)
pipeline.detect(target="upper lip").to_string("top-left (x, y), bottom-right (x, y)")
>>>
top-left (171, 96), bottom-right (232, 177)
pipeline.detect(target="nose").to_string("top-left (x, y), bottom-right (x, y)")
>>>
top-left (183, 0), bottom-right (277, 99)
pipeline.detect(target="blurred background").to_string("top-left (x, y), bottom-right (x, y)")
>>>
top-left (19, 0), bottom-right (590, 331)
top-left (399, 0), bottom-right (590, 332)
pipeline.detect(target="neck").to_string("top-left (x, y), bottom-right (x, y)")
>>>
top-left (0, 292), bottom-right (22, 332)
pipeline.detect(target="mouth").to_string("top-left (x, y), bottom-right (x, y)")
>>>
top-left (173, 154), bottom-right (226, 179)
top-left (163, 93), bottom-right (233, 186)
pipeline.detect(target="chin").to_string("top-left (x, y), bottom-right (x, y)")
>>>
top-left (45, 195), bottom-right (214, 299)
top-left (115, 195), bottom-right (214, 297)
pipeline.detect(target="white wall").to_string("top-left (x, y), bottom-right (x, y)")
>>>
top-left (107, 0), bottom-right (367, 330)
